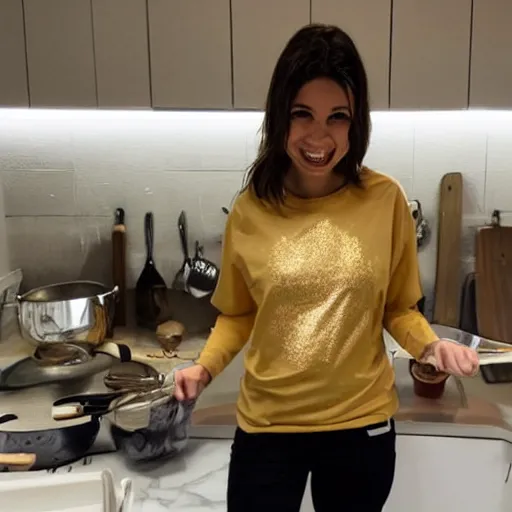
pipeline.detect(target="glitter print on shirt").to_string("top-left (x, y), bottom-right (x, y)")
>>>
top-left (267, 218), bottom-right (374, 371)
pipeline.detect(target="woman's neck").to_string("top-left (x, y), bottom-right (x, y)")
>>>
top-left (284, 170), bottom-right (345, 199)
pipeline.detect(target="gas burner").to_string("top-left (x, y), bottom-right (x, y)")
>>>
top-left (32, 344), bottom-right (92, 367)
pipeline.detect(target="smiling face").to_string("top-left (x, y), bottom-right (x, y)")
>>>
top-left (286, 78), bottom-right (353, 190)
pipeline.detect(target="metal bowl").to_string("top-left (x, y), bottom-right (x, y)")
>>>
top-left (12, 281), bottom-right (118, 348)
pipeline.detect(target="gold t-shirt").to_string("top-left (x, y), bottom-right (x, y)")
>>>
top-left (197, 168), bottom-right (438, 433)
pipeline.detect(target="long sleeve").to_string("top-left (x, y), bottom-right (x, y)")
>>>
top-left (196, 211), bottom-right (256, 379)
top-left (383, 190), bottom-right (439, 360)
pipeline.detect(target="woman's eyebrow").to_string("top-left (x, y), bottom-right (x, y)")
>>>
top-left (291, 103), bottom-right (351, 112)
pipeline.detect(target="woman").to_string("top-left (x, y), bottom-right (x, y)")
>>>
top-left (174, 24), bottom-right (479, 511)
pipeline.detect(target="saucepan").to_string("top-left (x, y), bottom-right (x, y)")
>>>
top-left (52, 361), bottom-right (196, 463)
top-left (3, 281), bottom-right (118, 348)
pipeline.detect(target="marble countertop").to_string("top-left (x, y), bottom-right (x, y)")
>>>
top-left (0, 439), bottom-right (232, 512)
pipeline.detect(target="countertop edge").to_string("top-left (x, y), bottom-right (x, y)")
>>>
top-left (188, 421), bottom-right (512, 444)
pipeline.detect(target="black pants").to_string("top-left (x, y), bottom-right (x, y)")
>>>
top-left (227, 419), bottom-right (396, 512)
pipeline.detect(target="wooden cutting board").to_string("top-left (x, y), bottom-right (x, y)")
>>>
top-left (433, 173), bottom-right (463, 327)
top-left (475, 225), bottom-right (512, 344)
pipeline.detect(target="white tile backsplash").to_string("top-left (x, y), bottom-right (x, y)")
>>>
top-left (3, 169), bottom-right (75, 217)
top-left (6, 216), bottom-right (112, 289)
top-left (0, 110), bottom-right (74, 171)
top-left (2, 109), bottom-right (512, 304)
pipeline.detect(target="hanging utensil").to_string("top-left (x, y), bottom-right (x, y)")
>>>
top-left (172, 210), bottom-right (219, 296)
top-left (186, 241), bottom-right (219, 298)
top-left (172, 210), bottom-right (190, 291)
top-left (135, 212), bottom-right (169, 329)
top-left (112, 208), bottom-right (127, 327)
top-left (408, 199), bottom-right (430, 249)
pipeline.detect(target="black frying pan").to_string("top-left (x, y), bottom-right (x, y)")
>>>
top-left (0, 412), bottom-right (101, 472)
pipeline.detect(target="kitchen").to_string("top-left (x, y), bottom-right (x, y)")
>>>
top-left (2, 0), bottom-right (512, 510)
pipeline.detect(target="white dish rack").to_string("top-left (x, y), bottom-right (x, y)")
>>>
top-left (0, 469), bottom-right (133, 512)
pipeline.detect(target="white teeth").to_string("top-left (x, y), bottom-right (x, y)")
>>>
top-left (306, 151), bottom-right (325, 159)
top-left (303, 150), bottom-right (328, 164)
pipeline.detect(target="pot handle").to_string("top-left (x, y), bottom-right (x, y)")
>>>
top-left (0, 295), bottom-right (21, 308)
top-left (95, 285), bottom-right (120, 306)
top-left (99, 285), bottom-right (119, 299)
top-left (0, 452), bottom-right (36, 471)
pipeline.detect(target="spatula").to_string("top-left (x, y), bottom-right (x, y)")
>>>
top-left (135, 212), bottom-right (168, 329)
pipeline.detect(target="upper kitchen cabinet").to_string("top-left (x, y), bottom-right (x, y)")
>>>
top-left (0, 0), bottom-right (29, 107)
top-left (24, 0), bottom-right (97, 108)
top-left (312, 0), bottom-right (391, 110)
top-left (232, 0), bottom-right (310, 109)
top-left (470, 0), bottom-right (512, 108)
top-left (92, 0), bottom-right (151, 109)
top-left (390, 0), bottom-right (472, 110)
top-left (148, 0), bottom-right (231, 109)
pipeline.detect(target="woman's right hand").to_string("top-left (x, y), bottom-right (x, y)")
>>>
top-left (173, 364), bottom-right (212, 401)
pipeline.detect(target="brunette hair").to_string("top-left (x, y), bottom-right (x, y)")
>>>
top-left (244, 24), bottom-right (371, 204)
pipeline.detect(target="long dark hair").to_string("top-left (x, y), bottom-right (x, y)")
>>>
top-left (244, 24), bottom-right (371, 205)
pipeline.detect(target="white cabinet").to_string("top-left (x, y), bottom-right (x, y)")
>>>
top-left (385, 436), bottom-right (510, 511)
top-left (232, 0), bottom-right (310, 109)
top-left (24, 0), bottom-right (97, 108)
top-left (6, 0), bottom-right (512, 111)
top-left (0, 0), bottom-right (29, 107)
top-left (92, 0), bottom-right (151, 108)
top-left (390, 0), bottom-right (472, 110)
top-left (299, 435), bottom-right (511, 511)
top-left (148, 0), bottom-right (232, 109)
top-left (311, 0), bottom-right (391, 111)
top-left (470, 0), bottom-right (512, 108)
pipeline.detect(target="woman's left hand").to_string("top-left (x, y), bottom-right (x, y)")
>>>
top-left (421, 340), bottom-right (480, 377)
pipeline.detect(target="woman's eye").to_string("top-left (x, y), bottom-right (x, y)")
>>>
top-left (329, 112), bottom-right (351, 122)
top-left (290, 110), bottom-right (311, 119)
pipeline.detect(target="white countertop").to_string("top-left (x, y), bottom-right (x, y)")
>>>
top-left (0, 439), bottom-right (232, 511)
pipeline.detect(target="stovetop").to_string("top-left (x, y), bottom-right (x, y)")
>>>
top-left (0, 340), bottom-right (118, 456)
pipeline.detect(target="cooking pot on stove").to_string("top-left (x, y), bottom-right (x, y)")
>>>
top-left (4, 280), bottom-right (118, 348)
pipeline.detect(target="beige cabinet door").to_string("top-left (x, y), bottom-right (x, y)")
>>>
top-left (390, 0), bottom-right (472, 110)
top-left (148, 0), bottom-right (231, 109)
top-left (0, 0), bottom-right (28, 107)
top-left (470, 0), bottom-right (512, 108)
top-left (92, 0), bottom-right (151, 108)
top-left (312, 0), bottom-right (391, 110)
top-left (232, 0), bottom-right (310, 109)
top-left (24, 0), bottom-right (97, 108)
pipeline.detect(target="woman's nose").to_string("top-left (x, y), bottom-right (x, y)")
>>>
top-left (307, 121), bottom-right (330, 142)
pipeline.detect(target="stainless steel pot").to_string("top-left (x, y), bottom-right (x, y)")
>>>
top-left (6, 281), bottom-right (118, 347)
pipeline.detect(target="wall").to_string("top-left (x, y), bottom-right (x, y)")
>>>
top-left (1, 108), bottom-right (512, 318)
